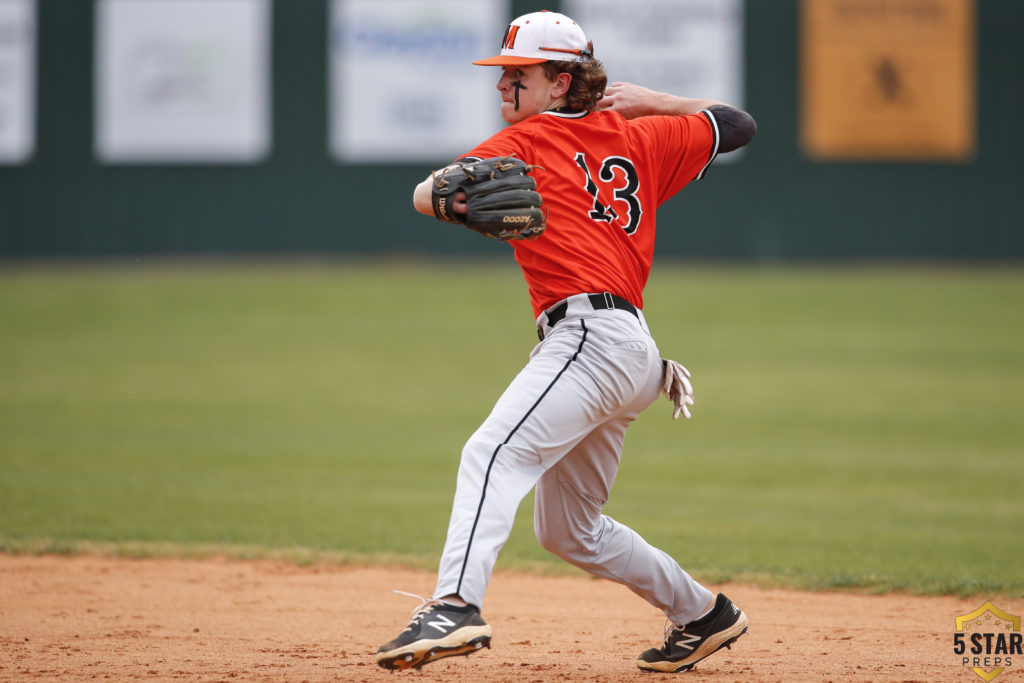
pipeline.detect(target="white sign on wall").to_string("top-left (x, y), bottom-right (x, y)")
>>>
top-left (95, 0), bottom-right (271, 163)
top-left (329, 0), bottom-right (506, 163)
top-left (563, 0), bottom-right (745, 115)
top-left (0, 0), bottom-right (36, 164)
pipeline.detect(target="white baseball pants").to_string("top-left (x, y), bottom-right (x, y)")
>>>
top-left (434, 293), bottom-right (713, 626)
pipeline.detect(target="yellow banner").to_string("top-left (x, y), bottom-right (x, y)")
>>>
top-left (801, 0), bottom-right (975, 161)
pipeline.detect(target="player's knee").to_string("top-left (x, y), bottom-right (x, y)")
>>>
top-left (535, 520), bottom-right (602, 562)
top-left (534, 523), bottom-right (564, 557)
top-left (534, 515), bottom-right (568, 556)
top-left (456, 435), bottom-right (498, 484)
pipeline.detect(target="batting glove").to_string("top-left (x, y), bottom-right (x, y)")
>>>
top-left (661, 359), bottom-right (695, 420)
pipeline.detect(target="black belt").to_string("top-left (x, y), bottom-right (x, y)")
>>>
top-left (544, 292), bottom-right (639, 329)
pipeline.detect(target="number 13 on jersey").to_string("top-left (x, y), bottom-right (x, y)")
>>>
top-left (574, 152), bottom-right (643, 235)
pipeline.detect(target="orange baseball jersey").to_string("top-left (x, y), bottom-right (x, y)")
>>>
top-left (461, 108), bottom-right (720, 317)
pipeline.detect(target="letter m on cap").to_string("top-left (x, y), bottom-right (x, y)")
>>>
top-left (502, 24), bottom-right (520, 49)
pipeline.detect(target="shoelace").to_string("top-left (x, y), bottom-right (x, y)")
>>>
top-left (660, 618), bottom-right (687, 651)
top-left (392, 590), bottom-right (444, 632)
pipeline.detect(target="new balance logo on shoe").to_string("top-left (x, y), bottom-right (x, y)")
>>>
top-left (377, 595), bottom-right (492, 671)
top-left (637, 593), bottom-right (749, 673)
top-left (427, 614), bottom-right (456, 633)
top-left (673, 633), bottom-right (701, 652)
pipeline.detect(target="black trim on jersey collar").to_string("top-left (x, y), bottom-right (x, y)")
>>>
top-left (542, 108), bottom-right (589, 119)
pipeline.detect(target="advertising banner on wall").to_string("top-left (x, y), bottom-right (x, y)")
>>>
top-left (563, 0), bottom-right (744, 111)
top-left (801, 0), bottom-right (976, 161)
top-left (95, 0), bottom-right (271, 163)
top-left (0, 0), bottom-right (35, 164)
top-left (329, 0), bottom-right (505, 163)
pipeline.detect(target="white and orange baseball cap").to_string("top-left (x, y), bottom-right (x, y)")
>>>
top-left (473, 10), bottom-right (591, 66)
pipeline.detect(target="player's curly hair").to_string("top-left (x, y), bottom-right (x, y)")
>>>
top-left (542, 47), bottom-right (607, 112)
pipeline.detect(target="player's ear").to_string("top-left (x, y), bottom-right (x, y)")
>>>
top-left (552, 72), bottom-right (572, 99)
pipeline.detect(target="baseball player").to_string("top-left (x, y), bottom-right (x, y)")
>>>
top-left (376, 10), bottom-right (756, 673)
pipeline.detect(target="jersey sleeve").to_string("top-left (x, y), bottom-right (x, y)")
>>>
top-left (633, 111), bottom-right (720, 205)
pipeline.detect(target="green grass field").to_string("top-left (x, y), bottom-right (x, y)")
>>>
top-left (1, 261), bottom-right (1021, 596)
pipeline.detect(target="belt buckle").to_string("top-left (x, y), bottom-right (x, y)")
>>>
top-left (602, 292), bottom-right (615, 310)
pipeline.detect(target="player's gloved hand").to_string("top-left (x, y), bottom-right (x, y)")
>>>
top-left (661, 359), bottom-right (694, 420)
top-left (430, 156), bottom-right (546, 241)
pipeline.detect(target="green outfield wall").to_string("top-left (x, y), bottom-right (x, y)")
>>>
top-left (0, 0), bottom-right (1020, 260)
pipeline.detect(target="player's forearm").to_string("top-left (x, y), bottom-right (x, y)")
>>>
top-left (647, 93), bottom-right (725, 117)
top-left (413, 176), bottom-right (434, 215)
top-left (414, 173), bottom-right (471, 218)
top-left (601, 82), bottom-right (726, 119)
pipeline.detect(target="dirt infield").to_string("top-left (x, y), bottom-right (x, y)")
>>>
top-left (1, 555), bottom-right (1021, 682)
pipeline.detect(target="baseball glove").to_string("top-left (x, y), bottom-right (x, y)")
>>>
top-left (431, 156), bottom-right (546, 241)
